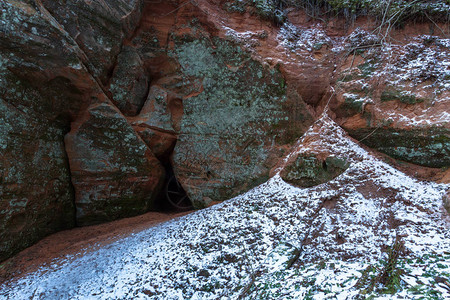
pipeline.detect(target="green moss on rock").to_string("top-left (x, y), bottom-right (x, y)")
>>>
top-left (171, 37), bottom-right (303, 207)
top-left (65, 101), bottom-right (165, 226)
top-left (281, 155), bottom-right (350, 187)
top-left (381, 90), bottom-right (424, 105)
top-left (347, 127), bottom-right (450, 168)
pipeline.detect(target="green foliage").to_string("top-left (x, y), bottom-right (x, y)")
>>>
top-left (354, 237), bottom-right (405, 295)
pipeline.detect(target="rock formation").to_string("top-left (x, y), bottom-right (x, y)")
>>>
top-left (0, 0), bottom-right (448, 262)
top-left (65, 99), bottom-right (164, 226)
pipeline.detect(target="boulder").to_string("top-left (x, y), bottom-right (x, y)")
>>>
top-left (281, 154), bottom-right (350, 188)
top-left (171, 38), bottom-right (297, 208)
top-left (65, 100), bottom-right (164, 226)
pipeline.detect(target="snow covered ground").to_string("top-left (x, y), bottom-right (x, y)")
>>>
top-left (1, 115), bottom-right (449, 299)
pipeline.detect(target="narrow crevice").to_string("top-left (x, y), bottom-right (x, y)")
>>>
top-left (59, 119), bottom-right (78, 229)
top-left (125, 0), bottom-right (154, 45)
top-left (154, 154), bottom-right (193, 212)
top-left (103, 51), bottom-right (121, 90)
top-left (151, 135), bottom-right (192, 212)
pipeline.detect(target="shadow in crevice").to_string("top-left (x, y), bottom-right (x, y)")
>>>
top-left (154, 160), bottom-right (193, 212)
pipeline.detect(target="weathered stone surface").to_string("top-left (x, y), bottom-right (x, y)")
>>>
top-left (109, 46), bottom-right (149, 116)
top-left (129, 1), bottom-right (316, 208)
top-left (332, 32), bottom-right (450, 168)
top-left (281, 154), bottom-right (349, 188)
top-left (40, 0), bottom-right (144, 84)
top-left (347, 128), bottom-right (450, 168)
top-left (136, 85), bottom-right (176, 132)
top-left (171, 38), bottom-right (296, 208)
top-left (65, 100), bottom-right (164, 226)
top-left (2, 0), bottom-right (448, 264)
top-left (132, 126), bottom-right (177, 160)
top-left (129, 85), bottom-right (178, 159)
top-left (0, 97), bottom-right (75, 262)
top-left (0, 0), bottom-right (148, 260)
top-left (0, 0), bottom-right (90, 261)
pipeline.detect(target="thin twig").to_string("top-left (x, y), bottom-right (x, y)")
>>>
top-left (161, 0), bottom-right (193, 18)
top-left (358, 125), bottom-right (382, 143)
top-left (424, 12), bottom-right (449, 38)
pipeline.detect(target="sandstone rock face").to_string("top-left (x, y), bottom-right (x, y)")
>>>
top-left (331, 31), bottom-right (450, 168)
top-left (109, 46), bottom-right (149, 116)
top-left (65, 100), bottom-right (164, 226)
top-left (40, 0), bottom-right (144, 84)
top-left (129, 85), bottom-right (178, 160)
top-left (346, 128), bottom-right (449, 168)
top-left (134, 1), bottom-right (316, 208)
top-left (1, 0), bottom-right (449, 263)
top-left (0, 95), bottom-right (75, 262)
top-left (172, 38), bottom-right (292, 207)
top-left (0, 0), bottom-right (150, 260)
top-left (0, 0), bottom-right (87, 261)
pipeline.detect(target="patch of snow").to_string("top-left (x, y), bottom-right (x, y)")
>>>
top-left (278, 23), bottom-right (332, 53)
top-left (222, 25), bottom-right (266, 50)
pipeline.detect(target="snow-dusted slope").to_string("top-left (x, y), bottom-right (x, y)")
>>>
top-left (1, 115), bottom-right (449, 299)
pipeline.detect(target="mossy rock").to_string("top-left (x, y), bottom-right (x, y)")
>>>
top-left (347, 127), bottom-right (450, 168)
top-left (0, 98), bottom-right (75, 262)
top-left (170, 36), bottom-right (313, 207)
top-left (281, 155), bottom-right (350, 187)
top-left (335, 94), bottom-right (367, 117)
top-left (381, 90), bottom-right (424, 105)
top-left (357, 58), bottom-right (379, 77)
top-left (65, 101), bottom-right (165, 226)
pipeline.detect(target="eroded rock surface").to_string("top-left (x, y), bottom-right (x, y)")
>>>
top-left (172, 38), bottom-right (293, 207)
top-left (65, 100), bottom-right (164, 226)
top-left (40, 0), bottom-right (144, 84)
top-left (0, 0), bottom-right (89, 261)
top-left (109, 46), bottom-right (150, 116)
top-left (0, 0), bottom-right (148, 260)
top-left (137, 1), bottom-right (316, 208)
top-left (332, 31), bottom-right (450, 168)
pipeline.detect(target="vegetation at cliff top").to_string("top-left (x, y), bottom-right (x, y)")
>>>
top-left (226, 0), bottom-right (450, 25)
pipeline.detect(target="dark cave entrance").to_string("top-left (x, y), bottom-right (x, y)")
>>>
top-left (155, 160), bottom-right (193, 212)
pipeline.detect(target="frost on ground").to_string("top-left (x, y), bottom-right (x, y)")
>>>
top-left (279, 23), bottom-right (331, 53)
top-left (1, 115), bottom-right (449, 299)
